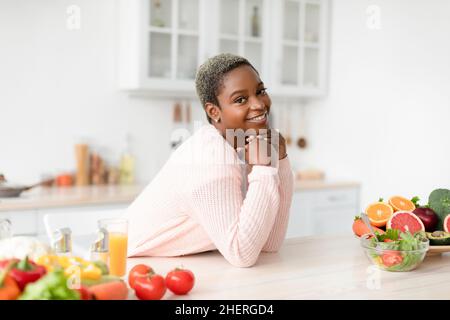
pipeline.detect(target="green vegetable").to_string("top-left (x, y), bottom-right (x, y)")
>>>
top-left (428, 188), bottom-right (450, 229)
top-left (376, 229), bottom-right (400, 243)
top-left (368, 231), bottom-right (428, 272)
top-left (92, 261), bottom-right (109, 275)
top-left (426, 231), bottom-right (450, 245)
top-left (81, 274), bottom-right (121, 287)
top-left (411, 196), bottom-right (420, 207)
top-left (19, 269), bottom-right (80, 300)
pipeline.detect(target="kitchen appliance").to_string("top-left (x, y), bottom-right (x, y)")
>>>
top-left (0, 177), bottom-right (52, 198)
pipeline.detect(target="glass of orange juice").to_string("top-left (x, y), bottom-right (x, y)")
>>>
top-left (98, 218), bottom-right (128, 277)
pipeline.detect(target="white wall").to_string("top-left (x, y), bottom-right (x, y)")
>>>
top-left (0, 0), bottom-right (206, 184)
top-left (300, 0), bottom-right (450, 206)
top-left (1, 0), bottom-right (449, 211)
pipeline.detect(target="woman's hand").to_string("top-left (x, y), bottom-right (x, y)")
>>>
top-left (244, 129), bottom-right (287, 166)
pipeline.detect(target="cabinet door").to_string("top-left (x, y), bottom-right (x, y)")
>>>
top-left (286, 187), bottom-right (360, 238)
top-left (310, 188), bottom-right (360, 236)
top-left (214, 0), bottom-right (269, 79)
top-left (119, 0), bottom-right (205, 94)
top-left (286, 191), bottom-right (314, 238)
top-left (147, 0), bottom-right (201, 80)
top-left (271, 0), bottom-right (328, 97)
top-left (0, 211), bottom-right (38, 236)
top-left (37, 205), bottom-right (128, 238)
top-left (311, 206), bottom-right (357, 236)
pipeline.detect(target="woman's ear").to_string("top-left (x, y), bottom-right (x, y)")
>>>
top-left (205, 103), bottom-right (221, 123)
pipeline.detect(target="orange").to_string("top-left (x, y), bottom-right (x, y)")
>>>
top-left (388, 196), bottom-right (416, 212)
top-left (365, 202), bottom-right (394, 227)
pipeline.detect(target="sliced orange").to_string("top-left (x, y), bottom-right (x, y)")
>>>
top-left (388, 196), bottom-right (416, 212)
top-left (365, 202), bottom-right (394, 227)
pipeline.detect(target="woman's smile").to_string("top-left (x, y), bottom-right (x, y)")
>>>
top-left (246, 111), bottom-right (268, 125)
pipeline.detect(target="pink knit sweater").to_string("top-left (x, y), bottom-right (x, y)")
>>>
top-left (124, 124), bottom-right (294, 267)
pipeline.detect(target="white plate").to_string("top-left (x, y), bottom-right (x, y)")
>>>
top-left (427, 245), bottom-right (450, 255)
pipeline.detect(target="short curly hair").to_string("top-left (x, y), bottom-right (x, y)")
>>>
top-left (195, 53), bottom-right (258, 123)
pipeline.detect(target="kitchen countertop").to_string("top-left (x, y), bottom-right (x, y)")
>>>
top-left (127, 235), bottom-right (450, 299)
top-left (0, 180), bottom-right (360, 212)
top-left (0, 185), bottom-right (144, 212)
top-left (294, 180), bottom-right (360, 190)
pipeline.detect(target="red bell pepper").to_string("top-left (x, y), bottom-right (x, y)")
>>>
top-left (7, 256), bottom-right (47, 291)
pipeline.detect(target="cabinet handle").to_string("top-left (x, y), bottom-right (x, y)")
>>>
top-left (328, 195), bottom-right (346, 202)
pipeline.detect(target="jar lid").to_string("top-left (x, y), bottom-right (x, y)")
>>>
top-left (52, 228), bottom-right (72, 253)
top-left (91, 227), bottom-right (109, 253)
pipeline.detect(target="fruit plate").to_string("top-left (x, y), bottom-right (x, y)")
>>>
top-left (427, 245), bottom-right (450, 255)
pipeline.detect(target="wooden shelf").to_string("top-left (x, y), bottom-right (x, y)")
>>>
top-left (282, 39), bottom-right (300, 47)
top-left (177, 29), bottom-right (199, 37)
top-left (148, 27), bottom-right (172, 34)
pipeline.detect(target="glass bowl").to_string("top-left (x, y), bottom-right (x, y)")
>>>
top-left (360, 233), bottom-right (429, 272)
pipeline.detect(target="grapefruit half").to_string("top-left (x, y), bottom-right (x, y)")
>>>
top-left (444, 214), bottom-right (450, 232)
top-left (387, 211), bottom-right (425, 233)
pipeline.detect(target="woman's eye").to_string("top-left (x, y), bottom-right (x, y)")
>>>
top-left (235, 97), bottom-right (248, 104)
top-left (257, 88), bottom-right (267, 95)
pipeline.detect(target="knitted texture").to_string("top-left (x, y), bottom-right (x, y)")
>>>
top-left (124, 124), bottom-right (294, 267)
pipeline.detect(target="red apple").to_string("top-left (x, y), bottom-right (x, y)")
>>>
top-left (413, 207), bottom-right (439, 232)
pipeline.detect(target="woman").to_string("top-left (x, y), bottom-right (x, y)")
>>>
top-left (124, 53), bottom-right (294, 267)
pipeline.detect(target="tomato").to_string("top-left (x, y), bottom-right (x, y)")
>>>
top-left (55, 174), bottom-right (73, 187)
top-left (76, 285), bottom-right (94, 300)
top-left (134, 273), bottom-right (166, 300)
top-left (383, 239), bottom-right (393, 243)
top-left (128, 264), bottom-right (153, 289)
top-left (381, 251), bottom-right (403, 267)
top-left (165, 268), bottom-right (195, 295)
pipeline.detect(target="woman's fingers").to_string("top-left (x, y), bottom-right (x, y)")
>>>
top-left (244, 135), bottom-right (273, 166)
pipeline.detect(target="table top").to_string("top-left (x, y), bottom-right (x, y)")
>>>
top-left (127, 235), bottom-right (450, 300)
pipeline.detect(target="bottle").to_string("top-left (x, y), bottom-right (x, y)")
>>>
top-left (90, 227), bottom-right (109, 265)
top-left (251, 6), bottom-right (260, 37)
top-left (74, 143), bottom-right (90, 186)
top-left (52, 228), bottom-right (72, 257)
top-left (119, 133), bottom-right (135, 185)
top-left (152, 0), bottom-right (165, 27)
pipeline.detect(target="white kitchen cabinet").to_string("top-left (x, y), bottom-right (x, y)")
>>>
top-left (0, 204), bottom-right (128, 240)
top-left (118, 0), bottom-right (329, 99)
top-left (286, 186), bottom-right (360, 238)
top-left (210, 0), bottom-right (271, 81)
top-left (36, 204), bottom-right (128, 238)
top-left (269, 0), bottom-right (329, 97)
top-left (118, 0), bottom-right (206, 96)
top-left (0, 210), bottom-right (38, 236)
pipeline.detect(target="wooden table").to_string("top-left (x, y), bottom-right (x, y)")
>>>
top-left (127, 235), bottom-right (450, 299)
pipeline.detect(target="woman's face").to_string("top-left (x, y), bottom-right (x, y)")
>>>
top-left (211, 65), bottom-right (271, 134)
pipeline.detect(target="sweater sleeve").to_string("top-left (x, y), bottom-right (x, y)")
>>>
top-left (190, 164), bottom-right (280, 268)
top-left (261, 156), bottom-right (294, 252)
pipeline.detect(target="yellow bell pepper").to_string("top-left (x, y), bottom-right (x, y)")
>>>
top-left (36, 255), bottom-right (59, 272)
top-left (80, 263), bottom-right (102, 280)
top-left (36, 254), bottom-right (102, 281)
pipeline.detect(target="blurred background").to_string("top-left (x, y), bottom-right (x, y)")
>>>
top-left (0, 0), bottom-right (449, 239)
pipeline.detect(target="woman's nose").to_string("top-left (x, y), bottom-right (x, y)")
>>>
top-left (249, 97), bottom-right (266, 110)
